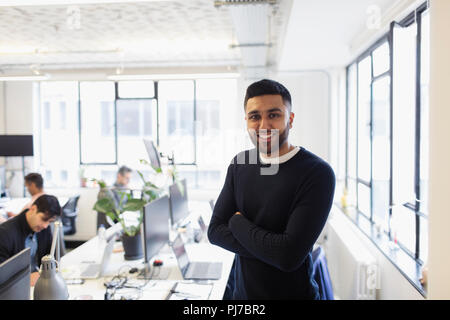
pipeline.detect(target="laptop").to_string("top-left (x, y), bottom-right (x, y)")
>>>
top-left (194, 215), bottom-right (208, 243)
top-left (79, 236), bottom-right (115, 279)
top-left (171, 234), bottom-right (222, 280)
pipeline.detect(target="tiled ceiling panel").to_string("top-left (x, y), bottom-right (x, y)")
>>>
top-left (0, 0), bottom-right (289, 70)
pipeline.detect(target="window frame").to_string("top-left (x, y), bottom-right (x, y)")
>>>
top-left (343, 1), bottom-right (429, 297)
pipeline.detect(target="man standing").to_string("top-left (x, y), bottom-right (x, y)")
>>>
top-left (207, 79), bottom-right (335, 299)
top-left (7, 173), bottom-right (45, 218)
top-left (0, 194), bottom-right (61, 286)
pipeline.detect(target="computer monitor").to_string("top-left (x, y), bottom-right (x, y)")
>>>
top-left (168, 179), bottom-right (188, 226)
top-left (142, 195), bottom-right (170, 264)
top-left (0, 248), bottom-right (31, 300)
top-left (143, 139), bottom-right (161, 169)
top-left (0, 135), bottom-right (34, 156)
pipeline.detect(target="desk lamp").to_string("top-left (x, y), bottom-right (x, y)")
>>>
top-left (34, 221), bottom-right (69, 300)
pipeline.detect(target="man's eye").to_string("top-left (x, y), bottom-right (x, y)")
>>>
top-left (249, 115), bottom-right (260, 120)
top-left (269, 113), bottom-right (280, 119)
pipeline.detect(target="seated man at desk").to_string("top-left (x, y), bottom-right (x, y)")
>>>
top-left (7, 173), bottom-right (45, 218)
top-left (97, 166), bottom-right (132, 229)
top-left (0, 194), bottom-right (61, 286)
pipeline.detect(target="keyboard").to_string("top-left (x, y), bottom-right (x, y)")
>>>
top-left (186, 262), bottom-right (221, 279)
top-left (80, 264), bottom-right (100, 278)
top-left (191, 262), bottom-right (212, 274)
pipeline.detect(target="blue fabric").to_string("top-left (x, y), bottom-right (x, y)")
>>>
top-left (311, 246), bottom-right (334, 300)
top-left (223, 256), bottom-right (236, 300)
top-left (25, 232), bottom-right (38, 272)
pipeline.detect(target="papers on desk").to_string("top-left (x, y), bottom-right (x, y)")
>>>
top-left (166, 282), bottom-right (213, 300)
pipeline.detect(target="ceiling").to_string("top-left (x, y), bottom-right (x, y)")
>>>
top-left (278, 0), bottom-right (405, 71)
top-left (0, 0), bottom-right (421, 75)
top-left (0, 0), bottom-right (290, 74)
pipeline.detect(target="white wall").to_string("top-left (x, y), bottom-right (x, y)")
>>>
top-left (0, 83), bottom-right (5, 167)
top-left (428, 0), bottom-right (450, 300)
top-left (3, 82), bottom-right (34, 134)
top-left (0, 83), bottom-right (5, 135)
top-left (0, 81), bottom-right (35, 197)
top-left (273, 71), bottom-right (331, 162)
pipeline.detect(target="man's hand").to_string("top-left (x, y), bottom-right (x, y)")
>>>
top-left (234, 212), bottom-right (242, 216)
top-left (30, 272), bottom-right (40, 287)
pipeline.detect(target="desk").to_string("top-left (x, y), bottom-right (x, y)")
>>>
top-left (0, 197), bottom-right (68, 221)
top-left (31, 234), bottom-right (234, 300)
top-left (30, 204), bottom-right (234, 300)
top-left (0, 197), bottom-right (68, 212)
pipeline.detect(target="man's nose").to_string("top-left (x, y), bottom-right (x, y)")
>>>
top-left (259, 117), bottom-right (272, 131)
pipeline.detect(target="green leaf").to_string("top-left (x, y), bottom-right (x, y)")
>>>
top-left (93, 197), bottom-right (120, 222)
top-left (144, 190), bottom-right (158, 201)
top-left (152, 165), bottom-right (162, 173)
top-left (137, 170), bottom-right (146, 184)
top-left (123, 224), bottom-right (140, 237)
top-left (91, 178), bottom-right (107, 188)
top-left (144, 181), bottom-right (158, 188)
top-left (123, 199), bottom-right (146, 212)
top-left (93, 197), bottom-right (115, 213)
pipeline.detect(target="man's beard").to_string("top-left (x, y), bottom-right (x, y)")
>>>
top-left (248, 126), bottom-right (290, 156)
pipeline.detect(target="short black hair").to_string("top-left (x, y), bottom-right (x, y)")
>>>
top-left (33, 194), bottom-right (61, 219)
top-left (244, 79), bottom-right (292, 110)
top-left (24, 173), bottom-right (44, 189)
top-left (118, 166), bottom-right (132, 176)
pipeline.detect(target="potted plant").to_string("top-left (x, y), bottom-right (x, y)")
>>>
top-left (93, 190), bottom-right (146, 260)
top-left (92, 158), bottom-right (182, 260)
top-left (79, 167), bottom-right (87, 187)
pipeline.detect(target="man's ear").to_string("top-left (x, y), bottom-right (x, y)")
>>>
top-left (289, 112), bottom-right (295, 128)
top-left (28, 204), bottom-right (37, 215)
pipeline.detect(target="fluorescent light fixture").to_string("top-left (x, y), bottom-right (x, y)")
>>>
top-left (0, 74), bottom-right (50, 81)
top-left (0, 0), bottom-right (171, 6)
top-left (107, 73), bottom-right (240, 81)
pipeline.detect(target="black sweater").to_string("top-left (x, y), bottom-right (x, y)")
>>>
top-left (0, 210), bottom-right (52, 269)
top-left (207, 147), bottom-right (335, 299)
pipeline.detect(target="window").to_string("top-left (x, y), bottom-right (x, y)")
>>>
top-left (39, 81), bottom-right (79, 188)
top-left (347, 64), bottom-right (357, 207)
top-left (38, 77), bottom-right (239, 190)
top-left (59, 101), bottom-right (67, 130)
top-left (342, 2), bottom-right (429, 295)
top-left (116, 99), bottom-right (157, 169)
top-left (372, 75), bottom-right (390, 229)
top-left (79, 81), bottom-right (116, 164)
top-left (158, 80), bottom-right (195, 164)
top-left (44, 102), bottom-right (51, 130)
top-left (117, 81), bottom-right (155, 99)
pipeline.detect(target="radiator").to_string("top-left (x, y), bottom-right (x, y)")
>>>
top-left (323, 208), bottom-right (379, 300)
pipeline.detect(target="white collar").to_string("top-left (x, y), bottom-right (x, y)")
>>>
top-left (259, 146), bottom-right (300, 164)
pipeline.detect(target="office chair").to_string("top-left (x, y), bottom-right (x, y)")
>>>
top-left (311, 246), bottom-right (334, 300)
top-left (61, 195), bottom-right (80, 236)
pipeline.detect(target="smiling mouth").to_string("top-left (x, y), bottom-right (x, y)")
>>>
top-left (257, 132), bottom-right (277, 142)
